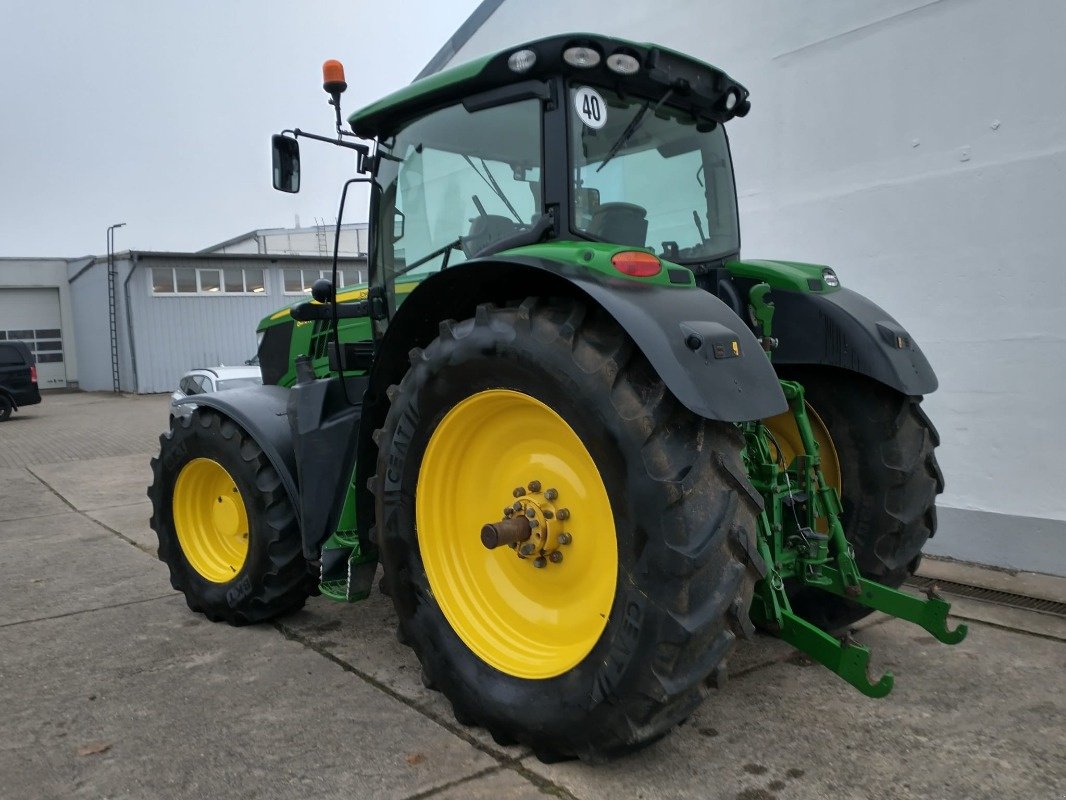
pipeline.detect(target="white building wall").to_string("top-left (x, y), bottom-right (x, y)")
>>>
top-left (441, 0), bottom-right (1066, 573)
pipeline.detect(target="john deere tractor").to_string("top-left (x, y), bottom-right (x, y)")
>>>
top-left (149, 34), bottom-right (965, 760)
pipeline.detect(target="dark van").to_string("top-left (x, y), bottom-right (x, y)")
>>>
top-left (0, 340), bottom-right (41, 421)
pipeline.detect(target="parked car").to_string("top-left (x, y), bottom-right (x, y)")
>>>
top-left (0, 340), bottom-right (42, 421)
top-left (170, 366), bottom-right (262, 420)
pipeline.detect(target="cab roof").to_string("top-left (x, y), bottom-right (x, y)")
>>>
top-left (348, 33), bottom-right (749, 139)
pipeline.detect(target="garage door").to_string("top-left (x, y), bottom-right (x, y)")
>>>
top-left (0, 288), bottom-right (67, 388)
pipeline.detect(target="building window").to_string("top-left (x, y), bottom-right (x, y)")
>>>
top-left (151, 266), bottom-right (268, 296)
top-left (282, 268), bottom-right (351, 295)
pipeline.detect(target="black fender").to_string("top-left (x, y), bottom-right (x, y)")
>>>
top-left (767, 287), bottom-right (938, 395)
top-left (174, 385), bottom-right (299, 521)
top-left (372, 257), bottom-right (787, 422)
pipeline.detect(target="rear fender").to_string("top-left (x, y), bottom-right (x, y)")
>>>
top-left (769, 288), bottom-right (938, 395)
top-left (372, 257), bottom-right (787, 423)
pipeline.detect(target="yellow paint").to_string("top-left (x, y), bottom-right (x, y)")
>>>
top-left (172, 458), bottom-right (250, 583)
top-left (416, 390), bottom-right (618, 679)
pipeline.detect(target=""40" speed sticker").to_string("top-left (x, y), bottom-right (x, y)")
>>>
top-left (573, 86), bottom-right (607, 130)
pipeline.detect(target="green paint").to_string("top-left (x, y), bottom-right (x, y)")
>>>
top-left (726, 259), bottom-right (841, 293)
top-left (500, 240), bottom-right (695, 288)
top-left (348, 54), bottom-right (494, 132)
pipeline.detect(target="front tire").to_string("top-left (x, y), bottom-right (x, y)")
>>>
top-left (148, 409), bottom-right (314, 624)
top-left (374, 298), bottom-right (762, 761)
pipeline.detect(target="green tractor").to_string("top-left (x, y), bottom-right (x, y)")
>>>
top-left (149, 34), bottom-right (965, 760)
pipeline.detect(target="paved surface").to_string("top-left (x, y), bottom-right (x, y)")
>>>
top-left (1, 393), bottom-right (1064, 800)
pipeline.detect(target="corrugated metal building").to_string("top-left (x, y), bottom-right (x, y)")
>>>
top-left (69, 251), bottom-right (367, 394)
top-left (1, 224), bottom-right (367, 394)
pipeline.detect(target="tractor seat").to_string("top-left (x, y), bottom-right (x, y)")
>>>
top-left (587, 202), bottom-right (648, 248)
top-left (463, 214), bottom-right (520, 257)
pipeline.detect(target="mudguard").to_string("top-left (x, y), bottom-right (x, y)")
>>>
top-left (373, 257), bottom-right (787, 422)
top-left (174, 385), bottom-right (299, 519)
top-left (570, 274), bottom-right (788, 420)
top-left (769, 287), bottom-right (938, 395)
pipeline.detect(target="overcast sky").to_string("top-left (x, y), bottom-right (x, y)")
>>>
top-left (0, 1), bottom-right (482, 258)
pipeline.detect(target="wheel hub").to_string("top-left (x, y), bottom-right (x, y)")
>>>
top-left (481, 482), bottom-right (574, 568)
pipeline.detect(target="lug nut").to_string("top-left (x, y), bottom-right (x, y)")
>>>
top-left (529, 519), bottom-right (539, 528)
top-left (533, 556), bottom-right (547, 568)
top-left (528, 480), bottom-right (542, 493)
top-left (525, 507), bottom-right (536, 518)
top-left (556, 508), bottom-right (570, 521)
top-left (519, 542), bottom-right (536, 556)
top-left (503, 507), bottom-right (514, 517)
top-left (545, 488), bottom-right (558, 501)
top-left (512, 501), bottom-right (523, 512)
top-left (549, 551), bottom-right (563, 564)
top-left (557, 532), bottom-right (572, 545)
top-left (513, 487), bottom-right (526, 497)
top-left (542, 510), bottom-right (554, 519)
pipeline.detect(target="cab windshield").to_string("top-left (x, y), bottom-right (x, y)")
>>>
top-left (569, 85), bottom-right (739, 263)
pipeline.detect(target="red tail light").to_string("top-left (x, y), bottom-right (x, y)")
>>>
top-left (30, 365), bottom-right (38, 383)
top-left (610, 251), bottom-right (662, 277)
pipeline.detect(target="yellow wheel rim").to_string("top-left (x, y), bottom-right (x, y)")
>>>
top-left (762, 402), bottom-right (842, 510)
top-left (416, 389), bottom-right (618, 680)
top-left (173, 458), bottom-right (250, 583)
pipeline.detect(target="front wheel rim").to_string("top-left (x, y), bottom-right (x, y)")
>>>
top-left (173, 458), bottom-right (250, 583)
top-left (416, 389), bottom-right (618, 680)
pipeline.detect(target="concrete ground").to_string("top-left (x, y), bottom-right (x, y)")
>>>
top-left (1, 392), bottom-right (1064, 800)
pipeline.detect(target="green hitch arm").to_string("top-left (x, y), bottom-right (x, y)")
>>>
top-left (750, 511), bottom-right (893, 698)
top-left (819, 567), bottom-right (969, 645)
top-left (777, 609), bottom-right (895, 698)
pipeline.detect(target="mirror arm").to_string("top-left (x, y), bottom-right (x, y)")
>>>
top-left (291, 128), bottom-right (370, 172)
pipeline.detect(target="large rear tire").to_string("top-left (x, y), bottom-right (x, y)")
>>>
top-left (148, 409), bottom-right (314, 624)
top-left (374, 298), bottom-right (763, 761)
top-left (775, 367), bottom-right (943, 631)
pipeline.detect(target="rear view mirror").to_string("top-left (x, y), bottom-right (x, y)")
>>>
top-left (272, 134), bottom-right (301, 193)
top-left (393, 209), bottom-right (405, 242)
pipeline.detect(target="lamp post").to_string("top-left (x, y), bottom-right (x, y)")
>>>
top-left (106, 223), bottom-right (126, 392)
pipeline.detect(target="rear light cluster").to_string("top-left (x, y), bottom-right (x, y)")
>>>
top-left (30, 365), bottom-right (38, 384)
top-left (610, 251), bottom-right (662, 278)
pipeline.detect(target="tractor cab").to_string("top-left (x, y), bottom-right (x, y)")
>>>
top-left (272, 34), bottom-right (752, 328)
